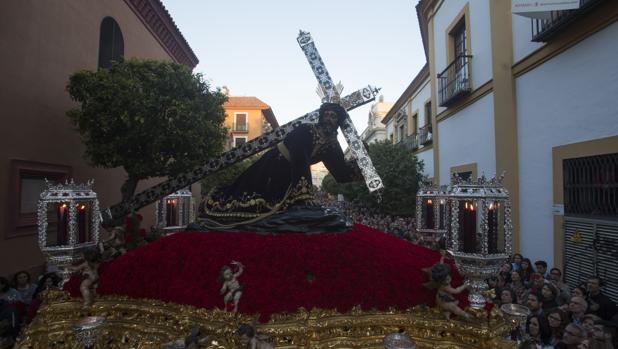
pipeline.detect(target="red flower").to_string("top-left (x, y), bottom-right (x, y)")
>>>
top-left (139, 228), bottom-right (146, 237)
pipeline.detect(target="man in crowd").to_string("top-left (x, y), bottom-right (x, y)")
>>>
top-left (569, 296), bottom-right (588, 325)
top-left (527, 291), bottom-right (545, 317)
top-left (557, 323), bottom-right (587, 348)
top-left (586, 276), bottom-right (617, 321)
top-left (550, 267), bottom-right (571, 305)
top-left (591, 319), bottom-right (616, 349)
top-left (535, 260), bottom-right (549, 280)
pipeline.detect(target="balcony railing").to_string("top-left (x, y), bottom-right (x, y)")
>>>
top-left (401, 134), bottom-right (419, 151)
top-left (232, 122), bottom-right (248, 132)
top-left (438, 55), bottom-right (472, 107)
top-left (419, 125), bottom-right (433, 145)
top-left (531, 0), bottom-right (604, 42)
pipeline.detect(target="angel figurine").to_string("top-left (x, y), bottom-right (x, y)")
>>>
top-left (73, 248), bottom-right (101, 307)
top-left (98, 226), bottom-right (127, 260)
top-left (424, 263), bottom-right (471, 320)
top-left (219, 261), bottom-right (244, 312)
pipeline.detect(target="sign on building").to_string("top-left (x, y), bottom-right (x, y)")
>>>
top-left (512, 0), bottom-right (580, 19)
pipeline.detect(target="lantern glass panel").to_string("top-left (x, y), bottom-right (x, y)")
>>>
top-left (421, 198), bottom-right (435, 229)
top-left (458, 200), bottom-right (479, 253)
top-left (438, 199), bottom-right (446, 230)
top-left (488, 201), bottom-right (506, 254)
top-left (76, 202), bottom-right (91, 243)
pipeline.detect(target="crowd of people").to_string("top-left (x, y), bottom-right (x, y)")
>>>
top-left (0, 270), bottom-right (61, 347)
top-left (491, 254), bottom-right (617, 349)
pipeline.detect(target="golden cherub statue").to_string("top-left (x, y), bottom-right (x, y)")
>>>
top-left (219, 261), bottom-right (244, 313)
top-left (98, 226), bottom-right (127, 260)
top-left (237, 323), bottom-right (273, 349)
top-left (424, 262), bottom-right (471, 320)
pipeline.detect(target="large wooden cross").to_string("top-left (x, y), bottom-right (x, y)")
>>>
top-left (297, 30), bottom-right (384, 193)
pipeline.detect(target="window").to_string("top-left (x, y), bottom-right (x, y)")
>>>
top-left (452, 21), bottom-right (467, 59)
top-left (411, 113), bottom-right (418, 136)
top-left (234, 137), bottom-right (247, 148)
top-left (8, 160), bottom-right (71, 237)
top-left (234, 113), bottom-right (248, 132)
top-left (563, 153), bottom-right (618, 216)
top-left (424, 101), bottom-right (432, 130)
top-left (98, 17), bottom-right (124, 69)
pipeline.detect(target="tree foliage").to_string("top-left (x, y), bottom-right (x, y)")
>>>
top-left (322, 141), bottom-right (424, 216)
top-left (66, 58), bottom-right (228, 202)
top-left (201, 154), bottom-right (259, 196)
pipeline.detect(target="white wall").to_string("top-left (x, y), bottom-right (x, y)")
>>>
top-left (409, 78), bottom-right (431, 132)
top-left (416, 148), bottom-right (434, 179)
top-left (433, 0), bottom-right (493, 114)
top-left (512, 13), bottom-right (544, 64)
top-left (438, 93), bottom-right (496, 185)
top-left (517, 22), bottom-right (618, 265)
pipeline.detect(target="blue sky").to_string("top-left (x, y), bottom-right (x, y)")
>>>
top-left (163, 1), bottom-right (426, 140)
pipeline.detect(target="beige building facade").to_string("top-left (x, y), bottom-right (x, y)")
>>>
top-left (0, 0), bottom-right (198, 277)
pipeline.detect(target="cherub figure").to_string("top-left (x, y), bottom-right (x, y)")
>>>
top-left (73, 248), bottom-right (101, 307)
top-left (219, 261), bottom-right (244, 312)
top-left (160, 326), bottom-right (210, 349)
top-left (98, 226), bottom-right (127, 260)
top-left (424, 263), bottom-right (471, 320)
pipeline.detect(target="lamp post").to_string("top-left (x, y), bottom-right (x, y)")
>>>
top-left (38, 179), bottom-right (101, 285)
top-left (447, 173), bottom-right (512, 309)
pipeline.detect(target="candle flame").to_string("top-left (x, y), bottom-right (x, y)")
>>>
top-left (427, 199), bottom-right (433, 205)
top-left (61, 203), bottom-right (67, 208)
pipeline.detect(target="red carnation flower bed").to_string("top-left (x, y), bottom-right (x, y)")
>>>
top-left (65, 224), bottom-right (467, 322)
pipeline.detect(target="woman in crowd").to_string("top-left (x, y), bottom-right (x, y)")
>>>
top-left (581, 314), bottom-right (601, 339)
top-left (12, 271), bottom-right (36, 305)
top-left (519, 258), bottom-right (536, 286)
top-left (526, 314), bottom-right (554, 348)
top-left (542, 283), bottom-right (560, 312)
top-left (547, 308), bottom-right (569, 346)
top-left (510, 271), bottom-right (528, 305)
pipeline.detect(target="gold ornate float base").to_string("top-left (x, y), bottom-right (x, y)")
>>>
top-left (16, 291), bottom-right (516, 349)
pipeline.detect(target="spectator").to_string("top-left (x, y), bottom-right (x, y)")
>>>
top-left (542, 283), bottom-right (560, 312)
top-left (0, 299), bottom-right (20, 346)
top-left (556, 323), bottom-right (586, 349)
top-left (527, 291), bottom-right (545, 318)
top-left (512, 253), bottom-right (523, 272)
top-left (569, 296), bottom-right (589, 325)
top-left (586, 277), bottom-right (617, 321)
top-left (0, 278), bottom-right (21, 304)
top-left (499, 263), bottom-right (513, 287)
top-left (591, 319), bottom-right (617, 349)
top-left (582, 314), bottom-right (601, 339)
top-left (526, 314), bottom-right (553, 348)
top-left (549, 268), bottom-right (571, 305)
top-left (530, 273), bottom-right (546, 294)
top-left (500, 288), bottom-right (518, 306)
top-left (535, 260), bottom-right (549, 280)
top-left (520, 258), bottom-right (536, 286)
top-left (547, 308), bottom-right (569, 346)
top-left (510, 271), bottom-right (528, 305)
top-left (12, 271), bottom-right (36, 305)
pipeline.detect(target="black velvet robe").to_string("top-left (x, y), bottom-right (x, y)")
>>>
top-left (199, 123), bottom-right (359, 230)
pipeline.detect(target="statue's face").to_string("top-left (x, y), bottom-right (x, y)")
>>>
top-left (239, 334), bottom-right (251, 346)
top-left (320, 110), bottom-right (339, 129)
top-left (223, 269), bottom-right (233, 280)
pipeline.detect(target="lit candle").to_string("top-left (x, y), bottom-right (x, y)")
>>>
top-left (425, 199), bottom-right (434, 229)
top-left (166, 199), bottom-right (177, 226)
top-left (487, 202), bottom-right (497, 253)
top-left (463, 200), bottom-right (477, 253)
top-left (57, 203), bottom-right (68, 245)
top-left (77, 204), bottom-right (87, 243)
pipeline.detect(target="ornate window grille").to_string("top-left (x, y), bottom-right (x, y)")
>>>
top-left (563, 153), bottom-right (618, 216)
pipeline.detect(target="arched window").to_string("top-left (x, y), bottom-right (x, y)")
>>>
top-left (98, 17), bottom-right (124, 69)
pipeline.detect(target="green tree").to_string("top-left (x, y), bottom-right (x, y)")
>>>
top-left (66, 58), bottom-right (228, 204)
top-left (322, 141), bottom-right (424, 215)
top-left (201, 154), bottom-right (259, 195)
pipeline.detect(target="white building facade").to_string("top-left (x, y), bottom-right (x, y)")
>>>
top-left (412, 0), bottom-right (618, 288)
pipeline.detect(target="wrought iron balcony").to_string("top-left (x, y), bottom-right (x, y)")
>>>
top-left (232, 122), bottom-right (248, 132)
top-left (531, 0), bottom-right (604, 42)
top-left (401, 134), bottom-right (419, 151)
top-left (438, 55), bottom-right (472, 107)
top-left (419, 125), bottom-right (433, 145)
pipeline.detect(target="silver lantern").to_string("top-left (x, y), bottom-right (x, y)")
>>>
top-left (155, 187), bottom-right (194, 233)
top-left (38, 179), bottom-right (101, 285)
top-left (73, 316), bottom-right (106, 349)
top-left (415, 181), bottom-right (449, 249)
top-left (447, 173), bottom-right (512, 309)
